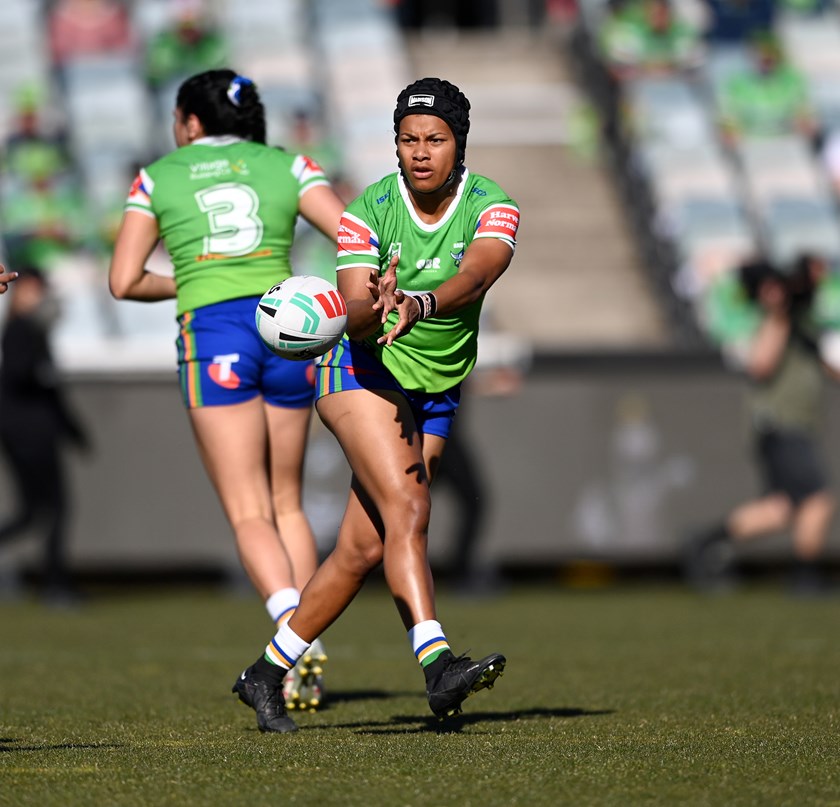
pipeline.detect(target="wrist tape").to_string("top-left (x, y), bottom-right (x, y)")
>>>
top-left (406, 291), bottom-right (438, 320)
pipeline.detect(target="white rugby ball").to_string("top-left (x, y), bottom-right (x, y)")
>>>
top-left (255, 275), bottom-right (347, 360)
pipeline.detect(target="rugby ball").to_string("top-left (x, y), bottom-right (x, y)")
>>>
top-left (255, 275), bottom-right (347, 360)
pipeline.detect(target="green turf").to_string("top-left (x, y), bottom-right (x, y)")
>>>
top-left (1, 582), bottom-right (839, 806)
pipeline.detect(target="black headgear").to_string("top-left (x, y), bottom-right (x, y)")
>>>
top-left (393, 77), bottom-right (471, 167)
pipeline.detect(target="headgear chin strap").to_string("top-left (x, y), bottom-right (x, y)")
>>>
top-left (393, 77), bottom-right (471, 191)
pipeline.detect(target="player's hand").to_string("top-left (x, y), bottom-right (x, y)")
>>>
top-left (0, 265), bottom-right (19, 293)
top-left (377, 294), bottom-right (421, 347)
top-left (369, 253), bottom-right (402, 323)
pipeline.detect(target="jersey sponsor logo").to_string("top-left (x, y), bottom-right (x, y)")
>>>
top-left (209, 353), bottom-right (241, 389)
top-left (416, 257), bottom-right (441, 270)
top-left (475, 204), bottom-right (520, 239)
top-left (127, 173), bottom-right (151, 207)
top-left (376, 191), bottom-right (391, 205)
top-left (337, 213), bottom-right (379, 256)
top-left (315, 289), bottom-right (347, 319)
top-left (189, 159), bottom-right (236, 181)
top-left (471, 187), bottom-right (488, 197)
top-left (408, 94), bottom-right (435, 107)
top-left (196, 248), bottom-right (272, 263)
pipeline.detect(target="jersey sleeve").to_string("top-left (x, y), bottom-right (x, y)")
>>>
top-left (336, 193), bottom-right (381, 272)
top-left (124, 167), bottom-right (156, 218)
top-left (473, 201), bottom-right (520, 251)
top-left (291, 153), bottom-right (331, 197)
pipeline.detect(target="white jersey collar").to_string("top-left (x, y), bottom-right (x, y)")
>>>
top-left (397, 168), bottom-right (469, 232)
top-left (191, 135), bottom-right (245, 147)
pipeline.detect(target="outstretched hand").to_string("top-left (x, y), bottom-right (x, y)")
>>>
top-left (368, 253), bottom-right (404, 323)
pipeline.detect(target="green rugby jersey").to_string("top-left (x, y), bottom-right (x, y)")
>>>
top-left (125, 135), bottom-right (330, 314)
top-left (335, 169), bottom-right (519, 392)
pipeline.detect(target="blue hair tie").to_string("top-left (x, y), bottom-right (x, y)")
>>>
top-left (226, 75), bottom-right (253, 107)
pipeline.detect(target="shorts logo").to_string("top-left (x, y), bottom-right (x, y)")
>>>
top-left (408, 94), bottom-right (435, 107)
top-left (209, 353), bottom-right (241, 389)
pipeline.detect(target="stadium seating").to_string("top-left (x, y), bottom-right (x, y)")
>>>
top-left (570, 0), bottom-right (840, 349)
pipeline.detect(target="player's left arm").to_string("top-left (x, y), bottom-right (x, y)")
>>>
top-left (109, 210), bottom-right (176, 301)
top-left (378, 238), bottom-right (515, 347)
top-left (433, 237), bottom-right (515, 315)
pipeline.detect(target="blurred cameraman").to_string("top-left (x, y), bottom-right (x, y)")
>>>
top-left (685, 253), bottom-right (837, 594)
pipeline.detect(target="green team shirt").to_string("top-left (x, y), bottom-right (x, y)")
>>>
top-left (125, 135), bottom-right (330, 314)
top-left (335, 169), bottom-right (520, 392)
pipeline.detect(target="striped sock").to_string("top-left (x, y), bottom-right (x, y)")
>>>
top-left (409, 620), bottom-right (451, 668)
top-left (264, 620), bottom-right (310, 670)
top-left (265, 587), bottom-right (300, 625)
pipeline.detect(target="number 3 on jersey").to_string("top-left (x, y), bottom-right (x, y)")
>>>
top-left (195, 182), bottom-right (264, 257)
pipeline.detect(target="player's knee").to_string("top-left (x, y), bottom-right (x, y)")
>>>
top-left (383, 491), bottom-right (431, 537)
top-left (337, 539), bottom-right (383, 576)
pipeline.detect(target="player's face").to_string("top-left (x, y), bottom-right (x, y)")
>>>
top-left (397, 115), bottom-right (457, 193)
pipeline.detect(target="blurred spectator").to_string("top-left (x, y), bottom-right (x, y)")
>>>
top-left (47, 0), bottom-right (134, 68)
top-left (1, 169), bottom-right (89, 273)
top-left (599, 0), bottom-right (705, 81)
top-left (393, 0), bottom-right (499, 28)
top-left (284, 109), bottom-right (342, 177)
top-left (145, 1), bottom-right (227, 90)
top-left (819, 128), bottom-right (840, 198)
top-left (717, 33), bottom-right (816, 142)
top-left (701, 0), bottom-right (776, 45)
top-left (780, 0), bottom-right (833, 14)
top-left (2, 85), bottom-right (73, 192)
top-left (685, 254), bottom-right (837, 594)
top-left (0, 268), bottom-right (90, 603)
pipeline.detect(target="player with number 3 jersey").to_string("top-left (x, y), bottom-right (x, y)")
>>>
top-left (109, 70), bottom-right (346, 721)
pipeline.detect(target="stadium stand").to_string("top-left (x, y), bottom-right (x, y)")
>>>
top-left (570, 0), bottom-right (840, 354)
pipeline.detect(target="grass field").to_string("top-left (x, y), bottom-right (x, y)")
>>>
top-left (1, 581), bottom-right (839, 806)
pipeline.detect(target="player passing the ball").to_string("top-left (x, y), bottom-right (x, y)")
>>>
top-left (108, 69), bottom-right (346, 710)
top-left (233, 77), bottom-right (519, 732)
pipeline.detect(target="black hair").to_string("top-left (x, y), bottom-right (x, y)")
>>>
top-left (176, 69), bottom-right (266, 144)
top-left (393, 77), bottom-right (471, 167)
top-left (738, 257), bottom-right (783, 302)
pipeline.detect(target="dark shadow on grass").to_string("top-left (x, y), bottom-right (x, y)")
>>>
top-left (302, 706), bottom-right (614, 735)
top-left (322, 689), bottom-right (410, 706)
top-left (0, 738), bottom-right (123, 752)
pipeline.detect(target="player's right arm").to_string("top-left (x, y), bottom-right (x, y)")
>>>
top-left (109, 210), bottom-right (176, 301)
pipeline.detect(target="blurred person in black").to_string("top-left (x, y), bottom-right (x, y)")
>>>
top-left (685, 254), bottom-right (837, 594)
top-left (0, 267), bottom-right (89, 602)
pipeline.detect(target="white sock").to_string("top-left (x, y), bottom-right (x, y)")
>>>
top-left (265, 620), bottom-right (311, 669)
top-left (408, 619), bottom-right (450, 666)
top-left (265, 587), bottom-right (300, 624)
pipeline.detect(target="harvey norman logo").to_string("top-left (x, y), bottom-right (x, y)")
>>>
top-left (408, 94), bottom-right (435, 107)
